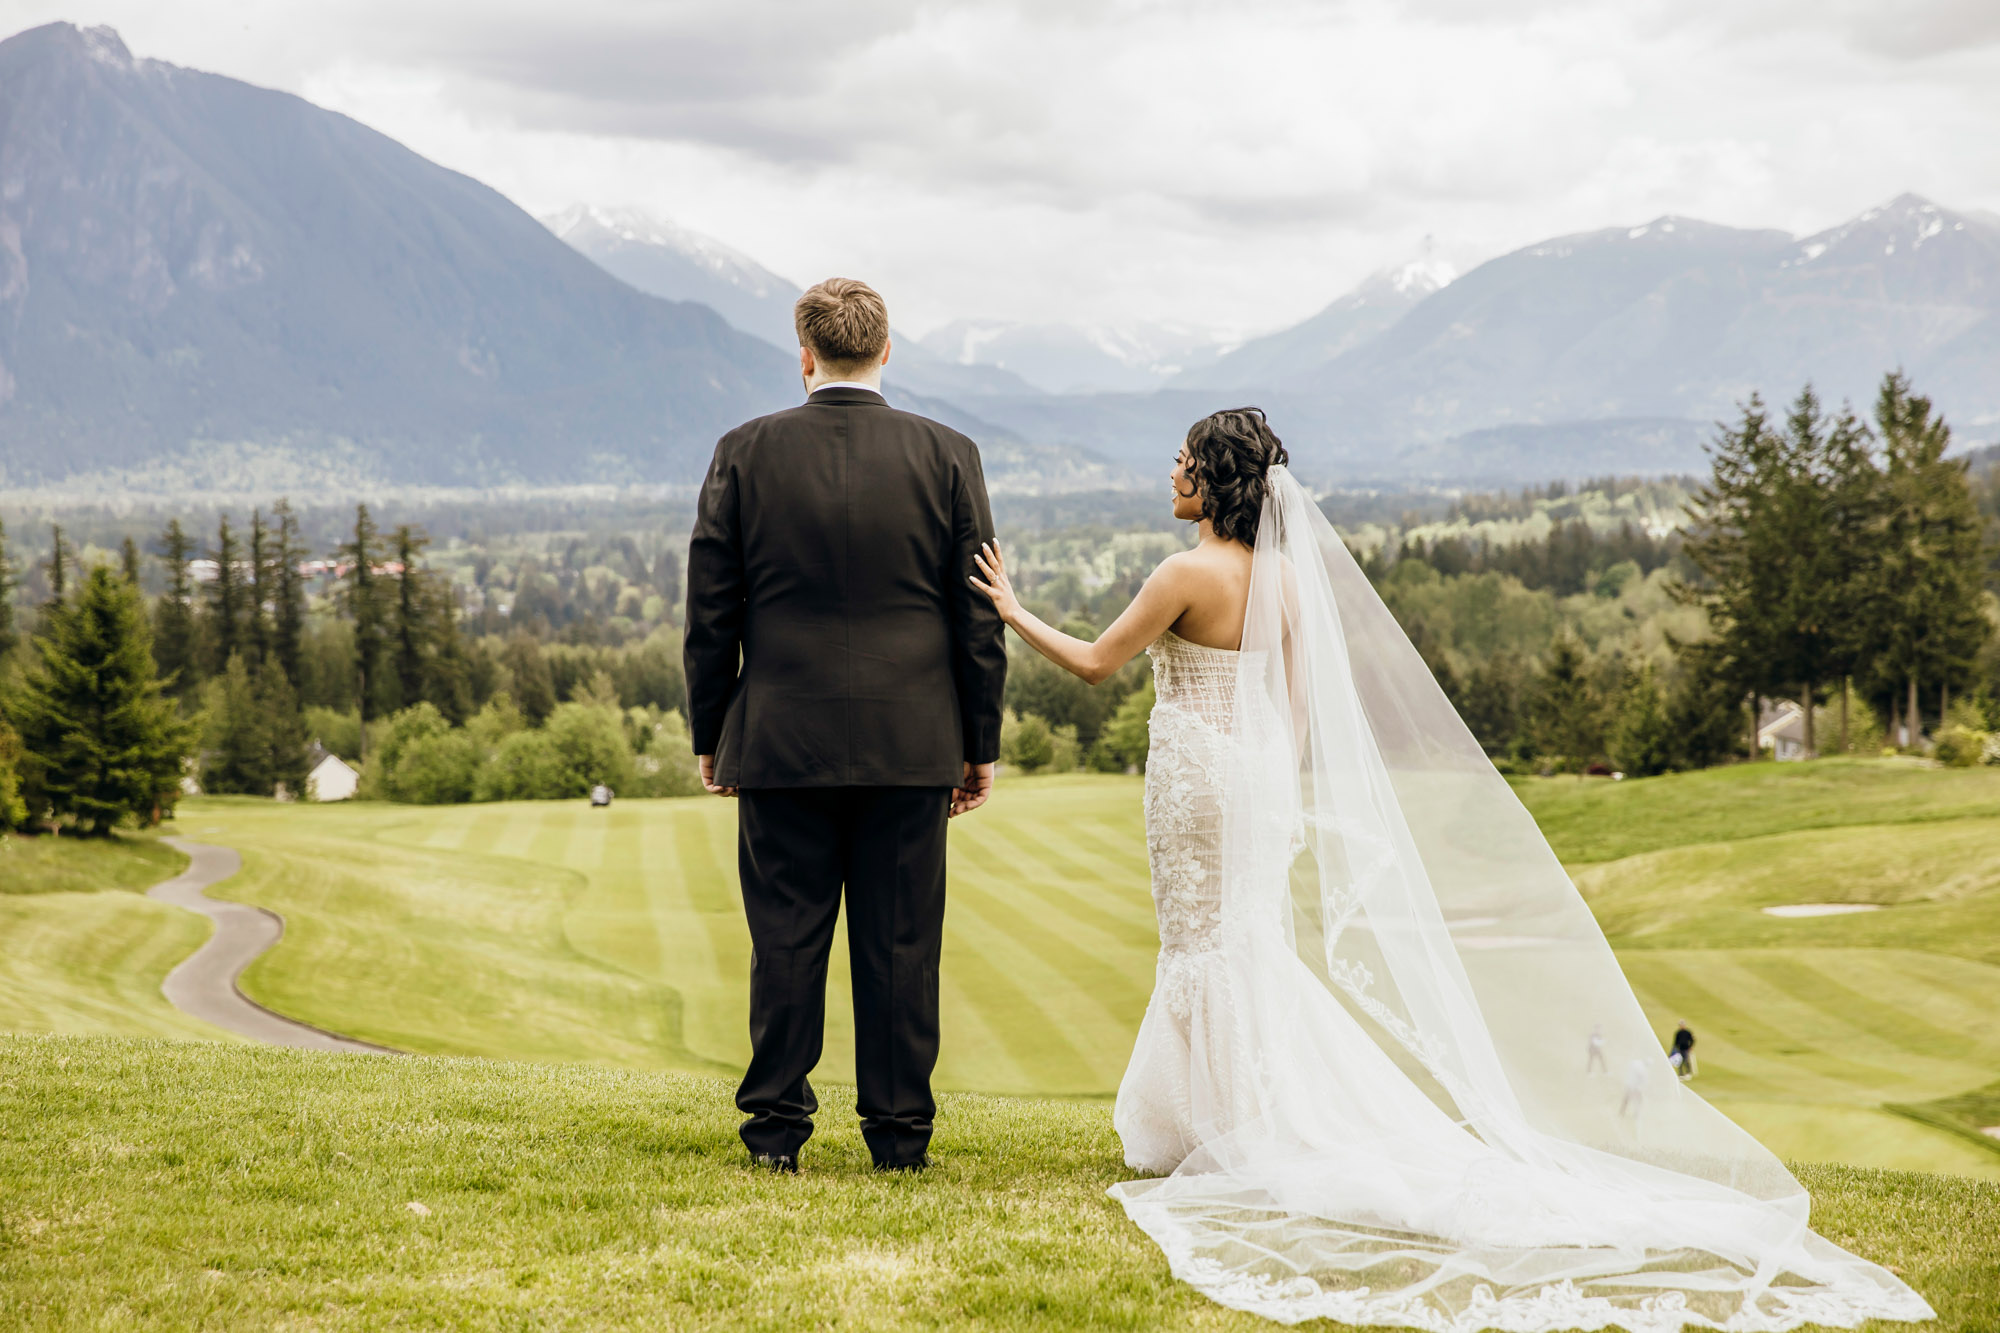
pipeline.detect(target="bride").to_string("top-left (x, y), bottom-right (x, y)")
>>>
top-left (968, 408), bottom-right (1931, 1331)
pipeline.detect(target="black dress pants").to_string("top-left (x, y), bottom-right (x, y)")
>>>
top-left (735, 785), bottom-right (950, 1167)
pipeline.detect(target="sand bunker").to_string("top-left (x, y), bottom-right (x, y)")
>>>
top-left (1761, 903), bottom-right (1884, 918)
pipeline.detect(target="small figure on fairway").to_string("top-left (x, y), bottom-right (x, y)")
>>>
top-left (589, 783), bottom-right (612, 808)
top-left (1585, 1023), bottom-right (1607, 1075)
top-left (1670, 1021), bottom-right (1697, 1079)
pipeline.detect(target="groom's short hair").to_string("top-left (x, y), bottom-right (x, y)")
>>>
top-left (795, 278), bottom-right (890, 372)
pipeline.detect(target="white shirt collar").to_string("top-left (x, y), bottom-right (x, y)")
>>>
top-left (810, 380), bottom-right (884, 396)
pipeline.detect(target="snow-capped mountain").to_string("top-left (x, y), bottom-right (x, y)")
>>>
top-left (1173, 253), bottom-right (1457, 392)
top-left (545, 203), bottom-right (1041, 401)
top-left (542, 204), bottom-right (803, 351)
top-left (918, 321), bottom-right (1238, 395)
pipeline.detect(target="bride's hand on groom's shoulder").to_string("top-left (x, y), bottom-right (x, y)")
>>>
top-left (969, 541), bottom-right (1019, 625)
top-left (951, 761), bottom-right (995, 818)
top-left (698, 755), bottom-right (737, 797)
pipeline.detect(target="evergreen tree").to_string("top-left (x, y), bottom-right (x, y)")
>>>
top-left (248, 510), bottom-right (275, 666)
top-left (1874, 372), bottom-right (1987, 744)
top-left (206, 515), bottom-right (248, 675)
top-left (120, 535), bottom-right (142, 587)
top-left (0, 517), bottom-right (18, 658)
top-left (0, 717), bottom-right (26, 831)
top-left (45, 523), bottom-right (69, 606)
top-left (6, 565), bottom-right (194, 834)
top-left (392, 524), bottom-right (432, 711)
top-left (202, 653), bottom-right (310, 798)
top-left (202, 654), bottom-right (266, 795)
top-left (1529, 633), bottom-right (1603, 775)
top-left (153, 520), bottom-right (200, 697)
top-left (1609, 665), bottom-right (1674, 777)
top-left (1679, 388), bottom-right (1855, 757)
top-left (340, 505), bottom-right (389, 739)
top-left (270, 500), bottom-right (307, 691)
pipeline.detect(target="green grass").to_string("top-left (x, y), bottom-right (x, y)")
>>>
top-left (13, 762), bottom-right (2000, 1180)
top-left (3, 1033), bottom-right (1991, 1333)
top-left (172, 779), bottom-right (1157, 1098)
top-left (1515, 757), bottom-right (2000, 864)
top-left (0, 833), bottom-right (218, 1042)
top-left (0, 831), bottom-right (187, 896)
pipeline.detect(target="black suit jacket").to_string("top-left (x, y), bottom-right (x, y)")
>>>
top-left (684, 386), bottom-right (1008, 788)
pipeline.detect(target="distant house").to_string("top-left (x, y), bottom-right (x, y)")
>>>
top-left (305, 744), bottom-right (360, 802)
top-left (1757, 702), bottom-right (1809, 761)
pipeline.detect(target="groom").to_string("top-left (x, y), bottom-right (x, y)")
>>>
top-left (684, 277), bottom-right (1008, 1173)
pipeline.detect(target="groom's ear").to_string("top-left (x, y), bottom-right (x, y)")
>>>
top-left (799, 345), bottom-right (817, 379)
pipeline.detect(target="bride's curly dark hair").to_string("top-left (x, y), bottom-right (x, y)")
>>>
top-left (1182, 407), bottom-right (1289, 545)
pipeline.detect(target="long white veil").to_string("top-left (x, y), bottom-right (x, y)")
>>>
top-left (1109, 466), bottom-right (1933, 1330)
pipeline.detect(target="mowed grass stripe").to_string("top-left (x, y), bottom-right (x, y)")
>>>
top-left (937, 927), bottom-right (1102, 1093)
top-left (1743, 952), bottom-right (2000, 1095)
top-left (1619, 953), bottom-right (1871, 1103)
top-left (1667, 951), bottom-right (1944, 1098)
top-left (952, 822), bottom-right (1157, 954)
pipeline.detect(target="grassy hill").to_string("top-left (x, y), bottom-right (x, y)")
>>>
top-left (3, 1033), bottom-right (1993, 1332)
top-left (0, 834), bottom-right (221, 1042)
top-left (7, 760), bottom-right (2000, 1179)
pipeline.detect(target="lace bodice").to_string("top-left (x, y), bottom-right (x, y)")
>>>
top-left (1147, 629), bottom-right (1239, 731)
top-left (1142, 631), bottom-right (1238, 971)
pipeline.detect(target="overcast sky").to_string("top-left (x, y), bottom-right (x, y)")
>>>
top-left (7, 1), bottom-right (2000, 338)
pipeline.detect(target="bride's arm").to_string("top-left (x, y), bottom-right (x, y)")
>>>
top-left (970, 541), bottom-right (1192, 685)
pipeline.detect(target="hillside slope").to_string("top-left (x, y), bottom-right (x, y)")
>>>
top-left (0, 23), bottom-right (795, 489)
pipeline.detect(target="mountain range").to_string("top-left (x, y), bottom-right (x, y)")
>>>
top-left (2, 20), bottom-right (1996, 494)
top-left (0, 23), bottom-right (793, 491)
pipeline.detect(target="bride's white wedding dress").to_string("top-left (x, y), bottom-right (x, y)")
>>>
top-left (1106, 469), bottom-right (1933, 1331)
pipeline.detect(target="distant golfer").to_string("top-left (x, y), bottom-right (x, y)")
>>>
top-left (1619, 1058), bottom-right (1649, 1120)
top-left (1585, 1023), bottom-right (1607, 1075)
top-left (1669, 1021), bottom-right (1696, 1079)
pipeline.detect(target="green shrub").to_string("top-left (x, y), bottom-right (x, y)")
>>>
top-left (1048, 723), bottom-right (1082, 774)
top-left (1001, 710), bottom-right (1056, 774)
top-left (1088, 680), bottom-right (1154, 773)
top-left (476, 729), bottom-right (569, 801)
top-left (390, 729), bottom-right (481, 804)
top-left (1933, 724), bottom-right (1988, 769)
top-left (543, 703), bottom-right (637, 795)
top-left (304, 706), bottom-right (363, 761)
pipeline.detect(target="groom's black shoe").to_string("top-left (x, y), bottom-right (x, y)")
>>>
top-left (749, 1152), bottom-right (799, 1175)
top-left (873, 1155), bottom-right (930, 1174)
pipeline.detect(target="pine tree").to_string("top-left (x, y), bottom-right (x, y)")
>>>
top-left (202, 652), bottom-right (310, 798)
top-left (0, 717), bottom-right (27, 831)
top-left (206, 515), bottom-right (248, 675)
top-left (339, 505), bottom-right (389, 741)
top-left (46, 523), bottom-right (69, 606)
top-left (1530, 633), bottom-right (1603, 775)
top-left (249, 510), bottom-right (275, 667)
top-left (0, 517), bottom-right (18, 658)
top-left (6, 565), bottom-right (194, 834)
top-left (203, 654), bottom-right (266, 795)
top-left (1678, 388), bottom-right (1858, 758)
top-left (119, 536), bottom-right (142, 587)
top-left (392, 524), bottom-right (431, 712)
top-left (270, 500), bottom-right (307, 691)
top-left (1874, 372), bottom-right (1988, 743)
top-left (153, 520), bottom-right (200, 696)
top-left (257, 656), bottom-right (311, 799)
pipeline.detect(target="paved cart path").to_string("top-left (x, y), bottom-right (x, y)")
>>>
top-left (147, 837), bottom-right (391, 1053)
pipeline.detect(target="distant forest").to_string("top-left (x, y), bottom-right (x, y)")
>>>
top-left (2, 373), bottom-right (1998, 822)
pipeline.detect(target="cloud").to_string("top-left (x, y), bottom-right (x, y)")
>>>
top-left (2, 0), bottom-right (1996, 334)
